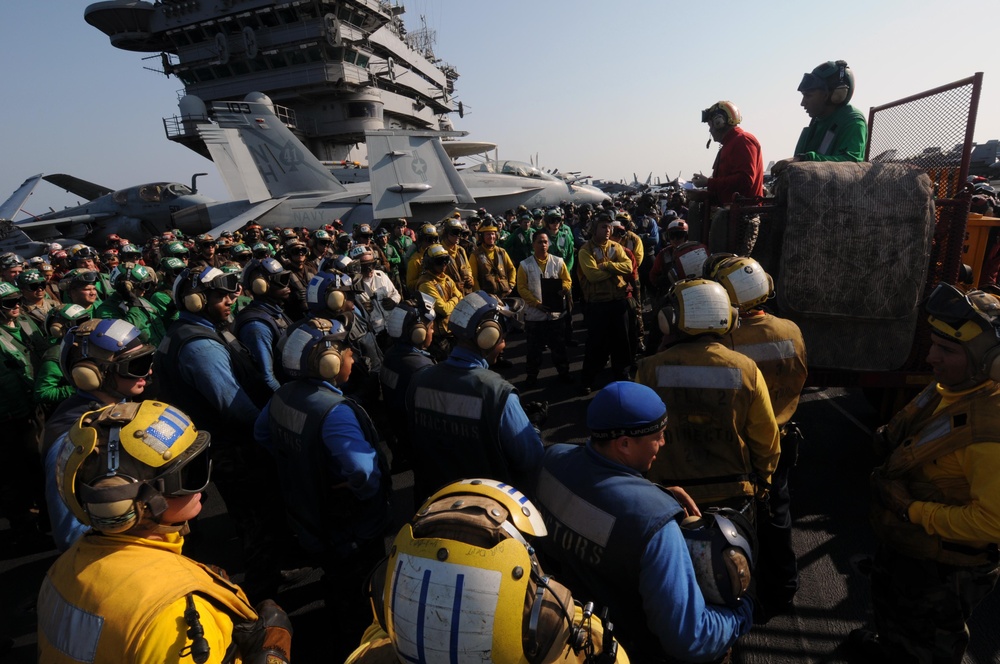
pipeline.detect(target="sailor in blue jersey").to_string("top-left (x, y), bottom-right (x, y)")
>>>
top-left (254, 317), bottom-right (391, 653)
top-left (405, 290), bottom-right (542, 503)
top-left (379, 294), bottom-right (437, 470)
top-left (532, 381), bottom-right (754, 663)
top-left (233, 257), bottom-right (293, 392)
top-left (154, 266), bottom-right (280, 598)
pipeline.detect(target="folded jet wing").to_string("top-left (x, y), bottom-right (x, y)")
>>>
top-left (0, 174), bottom-right (43, 220)
top-left (42, 174), bottom-right (113, 201)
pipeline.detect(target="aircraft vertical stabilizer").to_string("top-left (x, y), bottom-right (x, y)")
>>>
top-left (198, 126), bottom-right (274, 204)
top-left (366, 130), bottom-right (475, 219)
top-left (206, 101), bottom-right (348, 198)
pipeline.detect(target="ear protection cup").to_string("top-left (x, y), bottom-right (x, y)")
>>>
top-left (410, 322), bottom-right (427, 346)
top-left (49, 322), bottom-right (66, 339)
top-left (327, 290), bottom-right (346, 312)
top-left (316, 347), bottom-right (342, 380)
top-left (183, 292), bottom-right (205, 313)
top-left (476, 320), bottom-right (502, 350)
top-left (983, 345), bottom-right (1000, 382)
top-left (252, 276), bottom-right (269, 296)
top-left (83, 476), bottom-right (140, 533)
top-left (71, 361), bottom-right (104, 392)
top-left (658, 305), bottom-right (678, 335)
top-left (710, 113), bottom-right (727, 130)
top-left (829, 85), bottom-right (848, 105)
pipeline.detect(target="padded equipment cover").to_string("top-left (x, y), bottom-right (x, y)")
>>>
top-left (774, 162), bottom-right (935, 371)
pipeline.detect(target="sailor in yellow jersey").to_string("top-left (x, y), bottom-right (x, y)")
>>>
top-left (706, 254), bottom-right (807, 616)
top-left (853, 283), bottom-right (1000, 663)
top-left (37, 401), bottom-right (292, 664)
top-left (344, 479), bottom-right (628, 664)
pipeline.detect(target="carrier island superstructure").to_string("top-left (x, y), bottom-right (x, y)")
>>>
top-left (85, 0), bottom-right (462, 163)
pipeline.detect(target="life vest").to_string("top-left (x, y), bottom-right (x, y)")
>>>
top-left (37, 533), bottom-right (256, 663)
top-left (640, 339), bottom-right (774, 504)
top-left (872, 381), bottom-right (1000, 566)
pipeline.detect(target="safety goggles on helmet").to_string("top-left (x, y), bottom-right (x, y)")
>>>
top-left (73, 246), bottom-right (98, 260)
top-left (197, 267), bottom-right (241, 293)
top-left (61, 402), bottom-right (212, 532)
top-left (115, 346), bottom-right (156, 379)
top-left (0, 296), bottom-right (20, 310)
top-left (926, 282), bottom-right (1000, 342)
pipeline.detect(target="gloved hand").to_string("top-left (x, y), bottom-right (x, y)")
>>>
top-left (871, 470), bottom-right (914, 522)
top-left (522, 400), bottom-right (548, 427)
top-left (232, 599), bottom-right (293, 664)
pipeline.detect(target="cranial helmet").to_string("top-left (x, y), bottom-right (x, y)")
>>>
top-left (418, 223), bottom-right (439, 241)
top-left (111, 263), bottom-right (156, 298)
top-left (378, 479), bottom-right (590, 664)
top-left (450, 291), bottom-right (524, 350)
top-left (926, 282), bottom-right (1000, 385)
top-left (46, 303), bottom-right (91, 340)
top-left (59, 319), bottom-right (155, 393)
top-left (279, 317), bottom-right (349, 381)
top-left (703, 254), bottom-right (774, 311)
top-left (16, 268), bottom-right (46, 290)
top-left (701, 101), bottom-right (742, 129)
top-left (680, 507), bottom-right (757, 607)
top-left (798, 60), bottom-right (855, 106)
top-left (658, 278), bottom-right (738, 337)
top-left (385, 292), bottom-right (437, 345)
top-left (242, 257), bottom-right (290, 297)
top-left (422, 243), bottom-right (451, 269)
top-left (172, 266), bottom-right (240, 314)
top-left (306, 270), bottom-right (356, 315)
top-left (58, 401), bottom-right (211, 536)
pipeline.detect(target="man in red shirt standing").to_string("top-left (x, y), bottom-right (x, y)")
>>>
top-left (689, 101), bottom-right (764, 255)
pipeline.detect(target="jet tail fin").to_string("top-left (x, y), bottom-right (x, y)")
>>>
top-left (367, 129), bottom-right (475, 219)
top-left (204, 100), bottom-right (347, 200)
top-left (1, 174), bottom-right (43, 221)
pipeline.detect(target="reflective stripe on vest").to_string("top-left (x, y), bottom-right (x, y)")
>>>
top-left (536, 468), bottom-right (616, 548)
top-left (37, 576), bottom-right (103, 663)
top-left (413, 386), bottom-right (483, 420)
top-left (655, 365), bottom-right (743, 390)
top-left (734, 339), bottom-right (796, 363)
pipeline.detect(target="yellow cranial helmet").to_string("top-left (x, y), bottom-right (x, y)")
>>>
top-left (658, 278), bottom-right (738, 337)
top-left (926, 282), bottom-right (1000, 384)
top-left (58, 401), bottom-right (211, 535)
top-left (382, 479), bottom-right (577, 664)
top-left (703, 254), bottom-right (774, 311)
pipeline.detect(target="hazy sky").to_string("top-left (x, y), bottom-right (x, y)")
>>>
top-left (2, 0), bottom-right (997, 216)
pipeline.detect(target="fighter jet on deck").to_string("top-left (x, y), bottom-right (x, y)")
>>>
top-left (170, 93), bottom-right (607, 236)
top-left (0, 173), bottom-right (216, 256)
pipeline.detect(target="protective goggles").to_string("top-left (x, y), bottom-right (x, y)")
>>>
top-left (0, 297), bottom-right (20, 310)
top-left (201, 271), bottom-right (240, 293)
top-left (72, 270), bottom-right (100, 284)
top-left (115, 347), bottom-right (155, 379)
top-left (74, 247), bottom-right (98, 259)
top-left (288, 247), bottom-right (309, 256)
top-left (926, 282), bottom-right (997, 341)
top-left (269, 271), bottom-right (292, 288)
